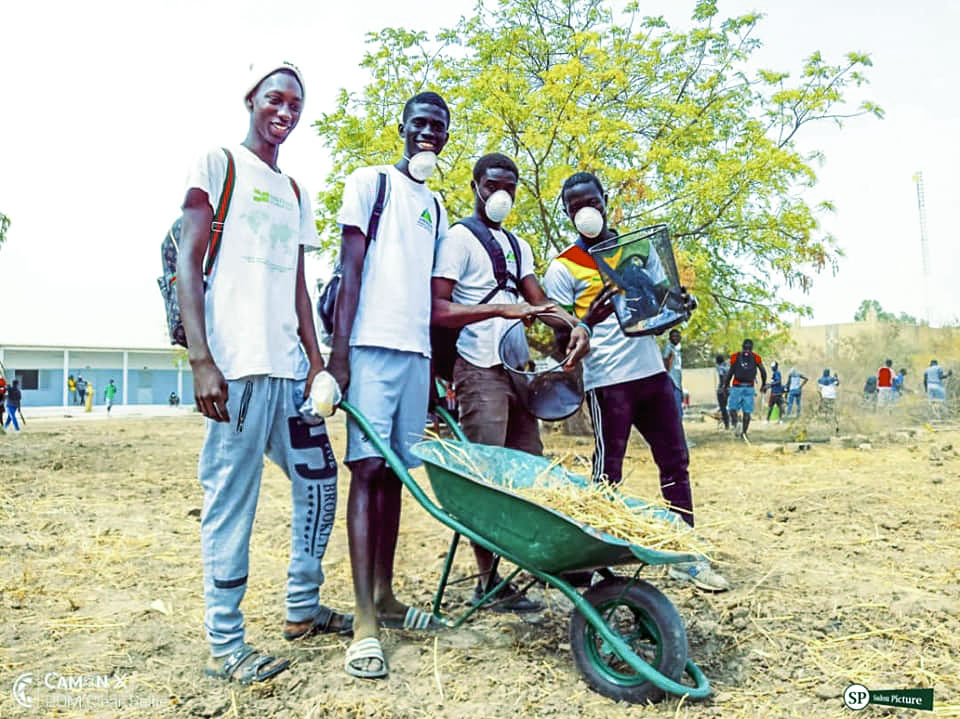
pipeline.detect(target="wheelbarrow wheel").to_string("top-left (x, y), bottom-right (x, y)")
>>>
top-left (569, 577), bottom-right (687, 704)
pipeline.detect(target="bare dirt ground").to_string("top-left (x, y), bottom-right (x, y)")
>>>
top-left (1, 410), bottom-right (958, 718)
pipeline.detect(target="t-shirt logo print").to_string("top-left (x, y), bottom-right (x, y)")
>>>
top-left (416, 208), bottom-right (434, 233)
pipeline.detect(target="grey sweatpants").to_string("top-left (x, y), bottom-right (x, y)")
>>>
top-left (198, 376), bottom-right (338, 657)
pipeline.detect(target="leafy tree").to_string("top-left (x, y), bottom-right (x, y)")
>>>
top-left (853, 299), bottom-right (921, 325)
top-left (0, 212), bottom-right (9, 250)
top-left (314, 0), bottom-right (881, 350)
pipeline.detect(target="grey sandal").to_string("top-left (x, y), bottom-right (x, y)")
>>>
top-left (205, 644), bottom-right (289, 684)
top-left (284, 606), bottom-right (354, 640)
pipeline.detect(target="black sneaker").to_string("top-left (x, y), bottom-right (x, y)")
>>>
top-left (472, 578), bottom-right (543, 614)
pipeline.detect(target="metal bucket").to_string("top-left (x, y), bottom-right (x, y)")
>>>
top-left (498, 315), bottom-right (584, 421)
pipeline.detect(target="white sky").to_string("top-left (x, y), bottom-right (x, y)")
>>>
top-left (1, 0), bottom-right (956, 348)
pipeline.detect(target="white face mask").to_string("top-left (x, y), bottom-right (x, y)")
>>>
top-left (405, 151), bottom-right (438, 181)
top-left (483, 189), bottom-right (513, 223)
top-left (573, 206), bottom-right (604, 238)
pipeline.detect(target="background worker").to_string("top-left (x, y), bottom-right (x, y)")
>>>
top-left (892, 368), bottom-right (907, 400)
top-left (662, 329), bottom-right (683, 416)
top-left (876, 358), bottom-right (895, 408)
top-left (714, 353), bottom-right (730, 428)
top-left (104, 379), bottom-right (118, 415)
top-left (817, 368), bottom-right (839, 413)
top-left (924, 360), bottom-right (951, 400)
top-left (723, 339), bottom-right (767, 440)
top-left (784, 367), bottom-right (808, 418)
top-left (4, 379), bottom-right (22, 432)
top-left (0, 374), bottom-right (6, 428)
top-left (766, 361), bottom-right (785, 422)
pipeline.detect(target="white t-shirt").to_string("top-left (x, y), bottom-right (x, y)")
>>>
top-left (543, 242), bottom-right (664, 392)
top-left (819, 380), bottom-right (837, 400)
top-left (185, 145), bottom-right (319, 380)
top-left (432, 222), bottom-right (535, 368)
top-left (337, 165), bottom-right (448, 357)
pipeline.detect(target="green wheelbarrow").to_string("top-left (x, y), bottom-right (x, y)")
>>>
top-left (341, 400), bottom-right (710, 704)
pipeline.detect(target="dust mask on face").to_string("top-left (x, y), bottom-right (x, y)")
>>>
top-left (405, 151), bottom-right (438, 181)
top-left (573, 206), bottom-right (604, 238)
top-left (483, 189), bottom-right (513, 223)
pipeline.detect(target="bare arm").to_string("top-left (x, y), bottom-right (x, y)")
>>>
top-left (430, 277), bottom-right (548, 328)
top-left (295, 246), bottom-right (325, 397)
top-left (758, 360), bottom-right (768, 389)
top-left (663, 348), bottom-right (675, 372)
top-left (178, 188), bottom-right (229, 422)
top-left (520, 275), bottom-right (590, 370)
top-left (325, 225), bottom-right (366, 393)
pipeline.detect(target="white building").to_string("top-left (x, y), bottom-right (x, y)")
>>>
top-left (0, 343), bottom-right (192, 408)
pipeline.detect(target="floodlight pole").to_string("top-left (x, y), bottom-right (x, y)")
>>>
top-left (912, 171), bottom-right (933, 325)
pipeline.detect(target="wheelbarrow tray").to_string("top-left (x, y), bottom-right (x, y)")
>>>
top-left (412, 440), bottom-right (699, 574)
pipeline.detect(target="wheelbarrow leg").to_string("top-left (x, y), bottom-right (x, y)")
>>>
top-left (433, 531), bottom-right (461, 616)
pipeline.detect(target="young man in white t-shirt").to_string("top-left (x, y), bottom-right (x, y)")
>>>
top-left (179, 62), bottom-right (344, 684)
top-left (543, 172), bottom-right (728, 593)
top-left (327, 92), bottom-right (451, 679)
top-left (432, 153), bottom-right (590, 612)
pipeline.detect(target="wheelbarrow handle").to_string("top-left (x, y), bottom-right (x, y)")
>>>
top-left (340, 400), bottom-right (432, 504)
top-left (433, 405), bottom-right (468, 443)
top-left (340, 400), bottom-right (486, 545)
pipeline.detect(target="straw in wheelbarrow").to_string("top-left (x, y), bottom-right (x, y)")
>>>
top-left (425, 436), bottom-right (709, 556)
top-left (515, 482), bottom-right (710, 556)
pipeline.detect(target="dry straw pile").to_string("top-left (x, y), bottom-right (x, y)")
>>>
top-left (428, 437), bottom-right (708, 555)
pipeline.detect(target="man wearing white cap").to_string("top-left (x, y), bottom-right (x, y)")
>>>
top-left (178, 61), bottom-right (347, 684)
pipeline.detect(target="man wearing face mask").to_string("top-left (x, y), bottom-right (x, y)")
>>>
top-left (431, 153), bottom-right (591, 612)
top-left (329, 91), bottom-right (451, 680)
top-left (543, 172), bottom-right (729, 592)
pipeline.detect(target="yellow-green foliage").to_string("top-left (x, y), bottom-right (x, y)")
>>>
top-left (314, 0), bottom-right (882, 349)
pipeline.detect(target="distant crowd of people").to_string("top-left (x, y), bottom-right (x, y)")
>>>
top-left (66, 374), bottom-right (119, 414)
top-left (705, 348), bottom-right (953, 436)
top-left (863, 358), bottom-right (952, 408)
top-left (709, 340), bottom-right (846, 438)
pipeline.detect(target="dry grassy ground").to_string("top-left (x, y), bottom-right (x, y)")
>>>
top-left (1, 411), bottom-right (958, 718)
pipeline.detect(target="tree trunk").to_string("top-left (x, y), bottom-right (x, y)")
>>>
top-left (561, 402), bottom-right (593, 436)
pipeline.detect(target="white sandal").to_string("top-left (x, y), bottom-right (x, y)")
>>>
top-left (344, 637), bottom-right (388, 679)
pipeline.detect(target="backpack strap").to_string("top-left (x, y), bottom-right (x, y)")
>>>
top-left (203, 147), bottom-right (237, 277)
top-left (288, 176), bottom-right (301, 204)
top-left (454, 215), bottom-right (521, 304)
top-left (365, 172), bottom-right (388, 247)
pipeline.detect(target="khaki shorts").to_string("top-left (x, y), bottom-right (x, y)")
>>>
top-left (453, 357), bottom-right (542, 455)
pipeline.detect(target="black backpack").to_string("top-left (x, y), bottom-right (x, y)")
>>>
top-left (732, 351), bottom-right (758, 385)
top-left (157, 147), bottom-right (300, 347)
top-left (430, 215), bottom-right (523, 383)
top-left (317, 172), bottom-right (440, 343)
